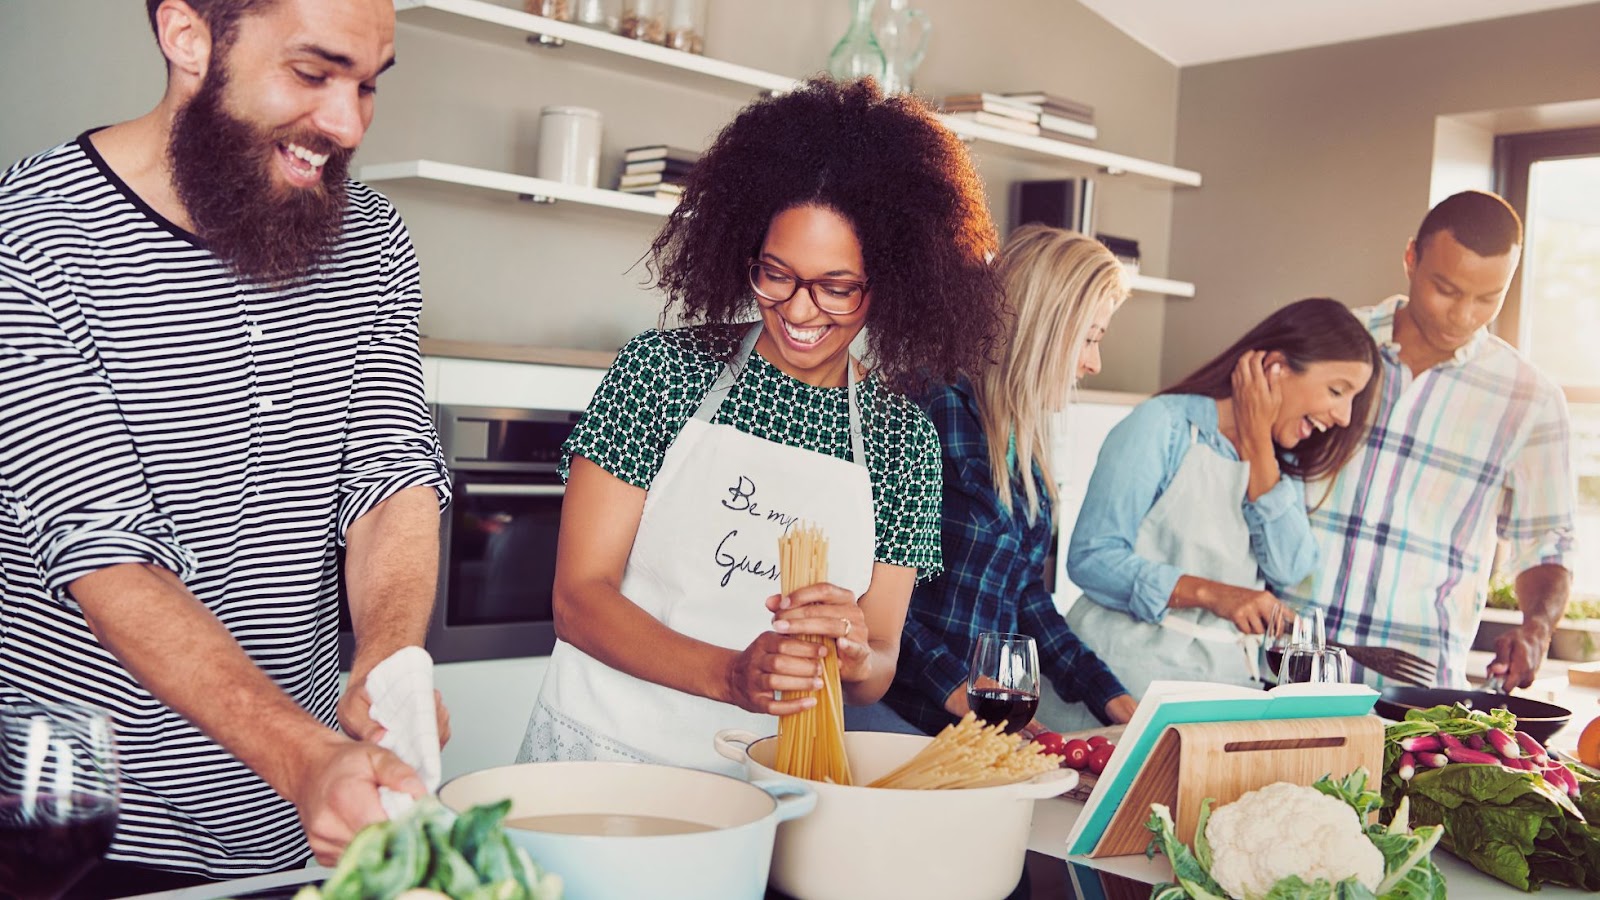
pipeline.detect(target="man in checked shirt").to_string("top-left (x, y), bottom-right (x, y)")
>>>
top-left (1284, 190), bottom-right (1577, 690)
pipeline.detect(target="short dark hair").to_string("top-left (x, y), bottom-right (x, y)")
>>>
top-left (1415, 190), bottom-right (1523, 261)
top-left (146, 0), bottom-right (279, 55)
top-left (646, 77), bottom-right (1005, 396)
top-left (1161, 297), bottom-right (1381, 483)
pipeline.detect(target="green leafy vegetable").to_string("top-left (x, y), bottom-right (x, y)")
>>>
top-left (293, 799), bottom-right (563, 900)
top-left (1381, 704), bottom-right (1600, 891)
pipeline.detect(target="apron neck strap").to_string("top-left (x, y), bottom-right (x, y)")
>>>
top-left (692, 322), bottom-right (867, 467)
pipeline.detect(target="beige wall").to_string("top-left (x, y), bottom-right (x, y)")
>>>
top-left (0, 0), bottom-right (1184, 393)
top-left (1162, 3), bottom-right (1600, 386)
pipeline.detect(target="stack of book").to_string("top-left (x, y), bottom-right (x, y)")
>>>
top-left (1003, 91), bottom-right (1097, 143)
top-left (1096, 233), bottom-right (1141, 273)
top-left (939, 91), bottom-right (1098, 144)
top-left (940, 93), bottom-right (1045, 136)
top-left (616, 145), bottom-right (698, 199)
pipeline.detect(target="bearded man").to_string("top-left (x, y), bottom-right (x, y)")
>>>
top-left (0, 0), bottom-right (452, 891)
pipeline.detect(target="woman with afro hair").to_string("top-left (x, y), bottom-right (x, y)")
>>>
top-left (517, 77), bottom-right (1007, 773)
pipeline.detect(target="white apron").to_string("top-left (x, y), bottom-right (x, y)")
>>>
top-left (519, 325), bottom-right (877, 775)
top-left (1065, 425), bottom-right (1264, 700)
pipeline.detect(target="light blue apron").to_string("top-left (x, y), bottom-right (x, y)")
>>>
top-left (1061, 426), bottom-right (1265, 706)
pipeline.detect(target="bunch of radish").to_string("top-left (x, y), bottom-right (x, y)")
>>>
top-left (1395, 728), bottom-right (1582, 797)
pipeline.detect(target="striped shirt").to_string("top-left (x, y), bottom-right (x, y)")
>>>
top-left (0, 134), bottom-right (451, 876)
top-left (1283, 296), bottom-right (1576, 688)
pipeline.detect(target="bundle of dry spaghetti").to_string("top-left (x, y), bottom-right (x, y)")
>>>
top-left (773, 523), bottom-right (853, 786)
top-left (867, 713), bottom-right (1062, 789)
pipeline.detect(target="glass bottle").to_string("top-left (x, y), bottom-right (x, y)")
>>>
top-left (876, 0), bottom-right (930, 95)
top-left (525, 0), bottom-right (575, 22)
top-left (827, 0), bottom-right (885, 84)
top-left (619, 0), bottom-right (667, 44)
top-left (576, 0), bottom-right (614, 31)
top-left (665, 0), bottom-right (707, 54)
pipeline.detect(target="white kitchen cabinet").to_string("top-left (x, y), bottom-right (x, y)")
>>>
top-left (370, 0), bottom-right (1201, 297)
top-left (1052, 394), bottom-right (1140, 613)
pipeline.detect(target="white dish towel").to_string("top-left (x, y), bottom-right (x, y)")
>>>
top-left (364, 645), bottom-right (442, 818)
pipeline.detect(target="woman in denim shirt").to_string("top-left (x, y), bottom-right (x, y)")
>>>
top-left (868, 226), bottom-right (1138, 738)
top-left (1064, 298), bottom-right (1380, 699)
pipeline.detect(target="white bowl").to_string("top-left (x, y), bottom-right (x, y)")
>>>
top-left (440, 760), bottom-right (814, 900)
top-left (715, 729), bottom-right (1076, 900)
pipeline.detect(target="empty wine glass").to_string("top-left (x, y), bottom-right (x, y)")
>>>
top-left (0, 702), bottom-right (120, 900)
top-left (966, 633), bottom-right (1040, 734)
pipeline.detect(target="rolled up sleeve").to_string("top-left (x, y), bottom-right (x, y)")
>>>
top-left (1066, 400), bottom-right (1183, 624)
top-left (1242, 474), bottom-right (1319, 590)
top-left (0, 239), bottom-right (195, 604)
top-left (334, 211), bottom-right (452, 542)
top-left (1499, 386), bottom-right (1577, 577)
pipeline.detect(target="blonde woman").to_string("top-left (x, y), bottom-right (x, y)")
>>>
top-left (868, 225), bottom-right (1137, 736)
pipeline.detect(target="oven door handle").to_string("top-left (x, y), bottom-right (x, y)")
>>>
top-left (459, 482), bottom-right (566, 497)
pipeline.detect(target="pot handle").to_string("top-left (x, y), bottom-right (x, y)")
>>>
top-left (1015, 767), bottom-right (1079, 800)
top-left (713, 728), bottom-right (761, 763)
top-left (751, 779), bottom-right (817, 823)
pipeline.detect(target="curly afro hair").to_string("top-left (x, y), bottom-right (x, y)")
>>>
top-left (647, 77), bottom-right (1005, 395)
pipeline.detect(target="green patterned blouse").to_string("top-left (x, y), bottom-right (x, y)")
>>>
top-left (561, 324), bottom-right (943, 576)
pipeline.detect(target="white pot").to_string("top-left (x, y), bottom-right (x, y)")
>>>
top-left (439, 761), bottom-right (815, 900)
top-left (714, 729), bottom-right (1076, 900)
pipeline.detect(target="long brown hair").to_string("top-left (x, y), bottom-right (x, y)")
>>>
top-left (1161, 297), bottom-right (1380, 482)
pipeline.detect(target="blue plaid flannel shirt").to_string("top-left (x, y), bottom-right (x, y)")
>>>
top-left (882, 379), bottom-right (1129, 735)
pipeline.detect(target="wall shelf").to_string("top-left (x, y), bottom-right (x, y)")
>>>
top-left (1128, 273), bottom-right (1195, 298)
top-left (395, 0), bottom-right (793, 97)
top-left (361, 160), bottom-right (1199, 297)
top-left (394, 0), bottom-right (1204, 188)
top-left (357, 159), bottom-right (678, 216)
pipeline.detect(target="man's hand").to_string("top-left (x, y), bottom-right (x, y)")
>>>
top-left (337, 678), bottom-right (452, 747)
top-left (289, 733), bottom-right (427, 865)
top-left (1488, 564), bottom-right (1572, 690)
top-left (1487, 620), bottom-right (1553, 690)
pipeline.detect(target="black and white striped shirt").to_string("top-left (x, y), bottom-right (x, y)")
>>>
top-left (0, 134), bottom-right (451, 876)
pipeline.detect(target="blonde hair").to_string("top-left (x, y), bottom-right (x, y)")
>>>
top-left (971, 225), bottom-right (1130, 522)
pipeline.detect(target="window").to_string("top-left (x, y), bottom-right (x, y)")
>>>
top-left (1496, 128), bottom-right (1600, 604)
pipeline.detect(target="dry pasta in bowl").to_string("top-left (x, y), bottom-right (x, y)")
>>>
top-left (868, 713), bottom-right (1065, 790)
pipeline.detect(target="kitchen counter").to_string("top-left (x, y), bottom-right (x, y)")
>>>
top-left (133, 688), bottom-right (1600, 899)
top-left (141, 765), bottom-right (1594, 900)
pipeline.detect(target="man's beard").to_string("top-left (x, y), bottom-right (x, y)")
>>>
top-left (168, 67), bottom-right (353, 286)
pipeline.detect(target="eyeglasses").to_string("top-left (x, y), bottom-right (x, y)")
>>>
top-left (747, 259), bottom-right (869, 316)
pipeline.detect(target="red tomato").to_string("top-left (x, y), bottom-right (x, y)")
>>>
top-left (1030, 730), bottom-right (1068, 758)
top-left (1087, 744), bottom-right (1114, 776)
top-left (1060, 738), bottom-right (1092, 769)
top-left (1086, 735), bottom-right (1110, 749)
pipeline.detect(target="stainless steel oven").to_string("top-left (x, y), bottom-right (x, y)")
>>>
top-left (340, 404), bottom-right (580, 665)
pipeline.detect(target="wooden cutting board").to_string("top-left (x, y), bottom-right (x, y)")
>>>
top-left (1054, 724), bottom-right (1126, 802)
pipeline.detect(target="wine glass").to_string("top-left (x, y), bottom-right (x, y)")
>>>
top-left (966, 633), bottom-right (1040, 735)
top-left (1274, 609), bottom-right (1352, 685)
top-left (0, 702), bottom-right (120, 900)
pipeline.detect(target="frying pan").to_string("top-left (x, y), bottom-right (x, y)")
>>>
top-left (1374, 686), bottom-right (1572, 744)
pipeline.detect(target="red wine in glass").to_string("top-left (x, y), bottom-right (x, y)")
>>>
top-left (0, 702), bottom-right (120, 900)
top-left (966, 688), bottom-right (1040, 735)
top-left (967, 633), bottom-right (1041, 735)
top-left (0, 794), bottom-right (117, 900)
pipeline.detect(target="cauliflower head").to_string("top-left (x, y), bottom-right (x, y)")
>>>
top-left (1204, 781), bottom-right (1384, 899)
